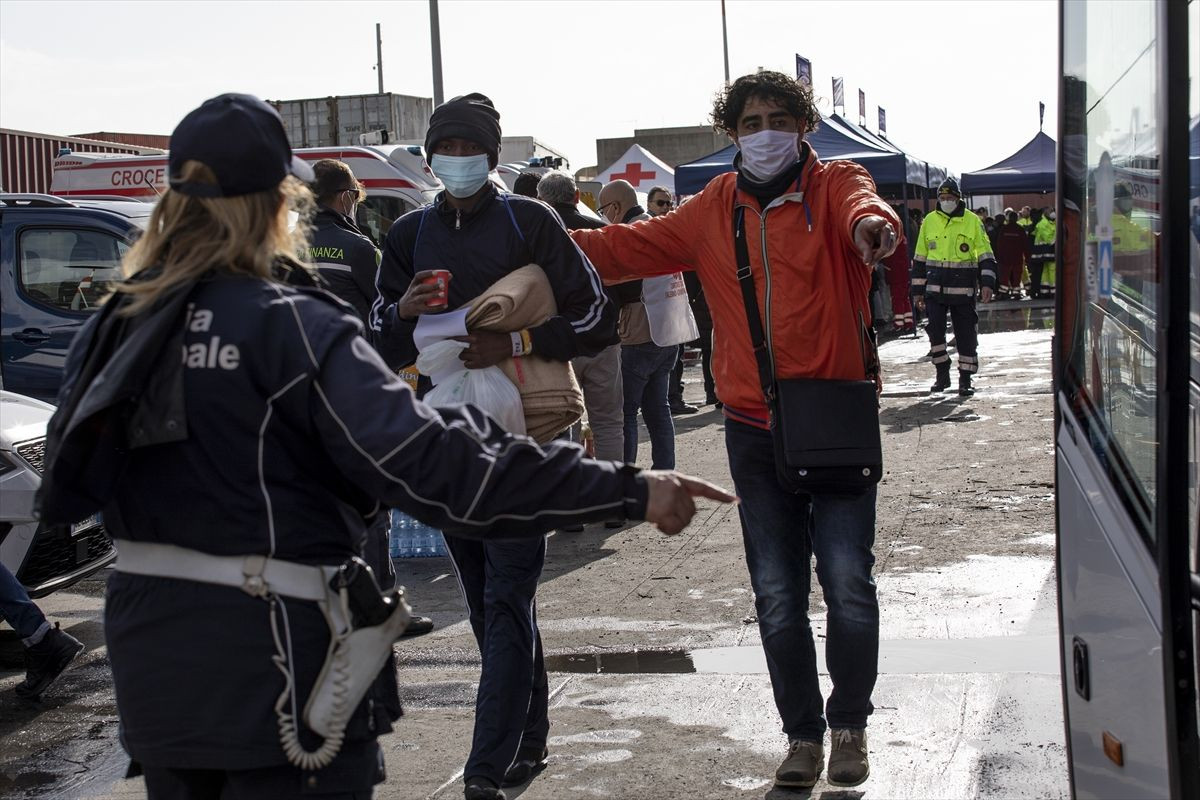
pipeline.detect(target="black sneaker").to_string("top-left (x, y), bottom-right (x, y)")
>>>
top-left (603, 520), bottom-right (624, 529)
top-left (669, 402), bottom-right (700, 415)
top-left (464, 778), bottom-right (505, 800)
top-left (400, 615), bottom-right (435, 637)
top-left (15, 626), bottom-right (84, 701)
top-left (502, 747), bottom-right (548, 787)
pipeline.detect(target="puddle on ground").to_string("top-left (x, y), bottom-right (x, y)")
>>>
top-left (544, 650), bottom-right (696, 674)
top-left (546, 635), bottom-right (1058, 677)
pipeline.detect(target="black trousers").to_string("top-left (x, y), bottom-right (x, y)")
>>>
top-left (139, 741), bottom-right (384, 799)
top-left (668, 324), bottom-right (716, 404)
top-left (444, 534), bottom-right (549, 786)
top-left (925, 297), bottom-right (979, 374)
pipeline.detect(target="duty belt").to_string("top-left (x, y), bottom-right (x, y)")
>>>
top-left (114, 539), bottom-right (339, 601)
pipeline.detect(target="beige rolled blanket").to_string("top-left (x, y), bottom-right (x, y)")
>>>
top-left (464, 265), bottom-right (584, 443)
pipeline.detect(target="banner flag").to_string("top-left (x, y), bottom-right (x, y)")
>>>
top-left (832, 77), bottom-right (844, 112)
top-left (858, 89), bottom-right (866, 125)
top-left (878, 107), bottom-right (887, 136)
top-left (795, 54), bottom-right (812, 87)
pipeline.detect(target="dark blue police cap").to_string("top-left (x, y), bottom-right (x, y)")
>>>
top-left (168, 93), bottom-right (314, 197)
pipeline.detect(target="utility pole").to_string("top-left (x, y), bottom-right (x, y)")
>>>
top-left (430, 0), bottom-right (444, 106)
top-left (720, 0), bottom-right (730, 85)
top-left (376, 23), bottom-right (384, 94)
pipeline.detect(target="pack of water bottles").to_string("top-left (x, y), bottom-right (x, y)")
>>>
top-left (388, 510), bottom-right (449, 558)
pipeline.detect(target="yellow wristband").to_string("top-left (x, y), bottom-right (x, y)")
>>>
top-left (520, 329), bottom-right (533, 355)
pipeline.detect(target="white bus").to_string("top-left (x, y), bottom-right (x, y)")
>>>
top-left (1055, 0), bottom-right (1199, 796)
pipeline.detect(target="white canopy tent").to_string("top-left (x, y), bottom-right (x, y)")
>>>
top-left (595, 144), bottom-right (675, 194)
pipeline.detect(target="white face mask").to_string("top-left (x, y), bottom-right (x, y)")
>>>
top-left (738, 130), bottom-right (800, 182)
top-left (1048, 212), bottom-right (1056, 221)
top-left (939, 199), bottom-right (958, 214)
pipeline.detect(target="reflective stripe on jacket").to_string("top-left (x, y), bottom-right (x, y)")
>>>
top-left (911, 207), bottom-right (997, 300)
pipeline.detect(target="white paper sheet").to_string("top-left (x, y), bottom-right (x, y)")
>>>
top-left (413, 307), bottom-right (470, 352)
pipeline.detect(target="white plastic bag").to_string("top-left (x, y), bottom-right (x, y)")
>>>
top-left (643, 272), bottom-right (698, 347)
top-left (415, 340), bottom-right (527, 435)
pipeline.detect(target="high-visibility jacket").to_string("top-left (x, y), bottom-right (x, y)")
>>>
top-left (911, 206), bottom-right (997, 302)
top-left (1031, 216), bottom-right (1056, 267)
top-left (1033, 217), bottom-right (1056, 247)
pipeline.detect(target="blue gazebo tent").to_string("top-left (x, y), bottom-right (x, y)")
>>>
top-left (961, 131), bottom-right (1056, 195)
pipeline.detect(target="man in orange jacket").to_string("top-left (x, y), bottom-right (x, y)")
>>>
top-left (571, 71), bottom-right (898, 790)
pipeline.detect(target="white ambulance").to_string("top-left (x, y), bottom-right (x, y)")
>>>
top-left (50, 145), bottom-right (443, 244)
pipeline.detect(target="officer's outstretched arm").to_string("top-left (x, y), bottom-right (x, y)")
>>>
top-left (311, 325), bottom-right (648, 538)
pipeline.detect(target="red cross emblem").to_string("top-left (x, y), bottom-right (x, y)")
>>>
top-left (609, 161), bottom-right (657, 186)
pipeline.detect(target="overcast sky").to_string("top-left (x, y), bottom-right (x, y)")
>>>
top-left (0, 0), bottom-right (1060, 175)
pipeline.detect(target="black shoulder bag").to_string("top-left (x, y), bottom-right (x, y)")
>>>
top-left (733, 205), bottom-right (883, 495)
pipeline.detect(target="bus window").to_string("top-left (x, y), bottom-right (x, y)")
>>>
top-left (1061, 0), bottom-right (1162, 540)
top-left (356, 196), bottom-right (413, 247)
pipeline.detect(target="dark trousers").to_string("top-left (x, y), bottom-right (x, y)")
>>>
top-left (724, 419), bottom-right (879, 741)
top-left (139, 741), bottom-right (383, 799)
top-left (445, 534), bottom-right (549, 786)
top-left (925, 297), bottom-right (979, 374)
top-left (668, 324), bottom-right (716, 404)
top-left (621, 342), bottom-right (677, 468)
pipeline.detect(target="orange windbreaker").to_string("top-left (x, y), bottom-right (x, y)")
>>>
top-left (571, 149), bottom-right (899, 427)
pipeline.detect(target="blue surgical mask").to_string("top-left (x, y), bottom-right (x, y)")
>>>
top-left (430, 154), bottom-right (490, 198)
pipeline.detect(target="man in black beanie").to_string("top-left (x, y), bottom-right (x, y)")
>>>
top-left (373, 94), bottom-right (619, 800)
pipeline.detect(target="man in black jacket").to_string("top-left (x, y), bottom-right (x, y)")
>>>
top-left (373, 94), bottom-right (617, 800)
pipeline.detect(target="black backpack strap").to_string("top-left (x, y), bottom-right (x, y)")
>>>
top-left (733, 205), bottom-right (776, 405)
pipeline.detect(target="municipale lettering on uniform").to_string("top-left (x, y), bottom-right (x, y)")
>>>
top-left (181, 303), bottom-right (240, 370)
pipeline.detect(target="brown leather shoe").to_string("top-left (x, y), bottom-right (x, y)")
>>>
top-left (775, 738), bottom-right (823, 788)
top-left (827, 728), bottom-right (869, 787)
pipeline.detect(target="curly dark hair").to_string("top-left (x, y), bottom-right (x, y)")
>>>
top-left (711, 71), bottom-right (821, 134)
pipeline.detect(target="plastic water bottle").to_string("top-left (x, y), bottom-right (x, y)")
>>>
top-left (389, 510), bottom-right (448, 558)
top-left (389, 510), bottom-right (412, 558)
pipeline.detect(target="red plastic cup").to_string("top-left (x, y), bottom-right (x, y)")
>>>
top-left (421, 270), bottom-right (451, 309)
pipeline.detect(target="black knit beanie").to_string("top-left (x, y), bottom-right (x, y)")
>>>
top-left (424, 93), bottom-right (502, 167)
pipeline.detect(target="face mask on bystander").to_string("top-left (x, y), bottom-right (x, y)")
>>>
top-left (738, 130), bottom-right (800, 182)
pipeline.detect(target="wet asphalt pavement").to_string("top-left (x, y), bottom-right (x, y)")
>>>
top-left (0, 300), bottom-right (1069, 799)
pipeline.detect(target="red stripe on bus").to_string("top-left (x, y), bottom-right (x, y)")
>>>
top-left (54, 157), bottom-right (169, 171)
top-left (52, 187), bottom-right (157, 197)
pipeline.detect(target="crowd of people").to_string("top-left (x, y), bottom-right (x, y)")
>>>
top-left (14, 70), bottom-right (935, 800)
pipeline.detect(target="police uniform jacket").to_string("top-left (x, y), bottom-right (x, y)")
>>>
top-left (372, 185), bottom-right (619, 370)
top-left (911, 205), bottom-right (998, 304)
top-left (43, 265), bottom-right (648, 772)
top-left (309, 207), bottom-right (381, 332)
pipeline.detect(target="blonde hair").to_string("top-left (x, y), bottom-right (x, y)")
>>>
top-left (113, 160), bottom-right (315, 316)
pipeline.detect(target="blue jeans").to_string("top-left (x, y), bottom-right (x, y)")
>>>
top-left (621, 342), bottom-right (677, 468)
top-left (445, 534), bottom-right (548, 787)
top-left (0, 562), bottom-right (50, 646)
top-left (724, 419), bottom-right (879, 740)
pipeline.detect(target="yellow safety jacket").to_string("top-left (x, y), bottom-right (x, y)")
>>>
top-left (1033, 217), bottom-right (1056, 247)
top-left (911, 206), bottom-right (997, 302)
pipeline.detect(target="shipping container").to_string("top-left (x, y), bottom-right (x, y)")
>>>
top-left (268, 93), bottom-right (433, 149)
top-left (499, 136), bottom-right (571, 170)
top-left (72, 131), bottom-right (171, 149)
top-left (0, 129), bottom-right (163, 194)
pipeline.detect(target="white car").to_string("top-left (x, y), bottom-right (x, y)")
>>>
top-left (0, 391), bottom-right (114, 598)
